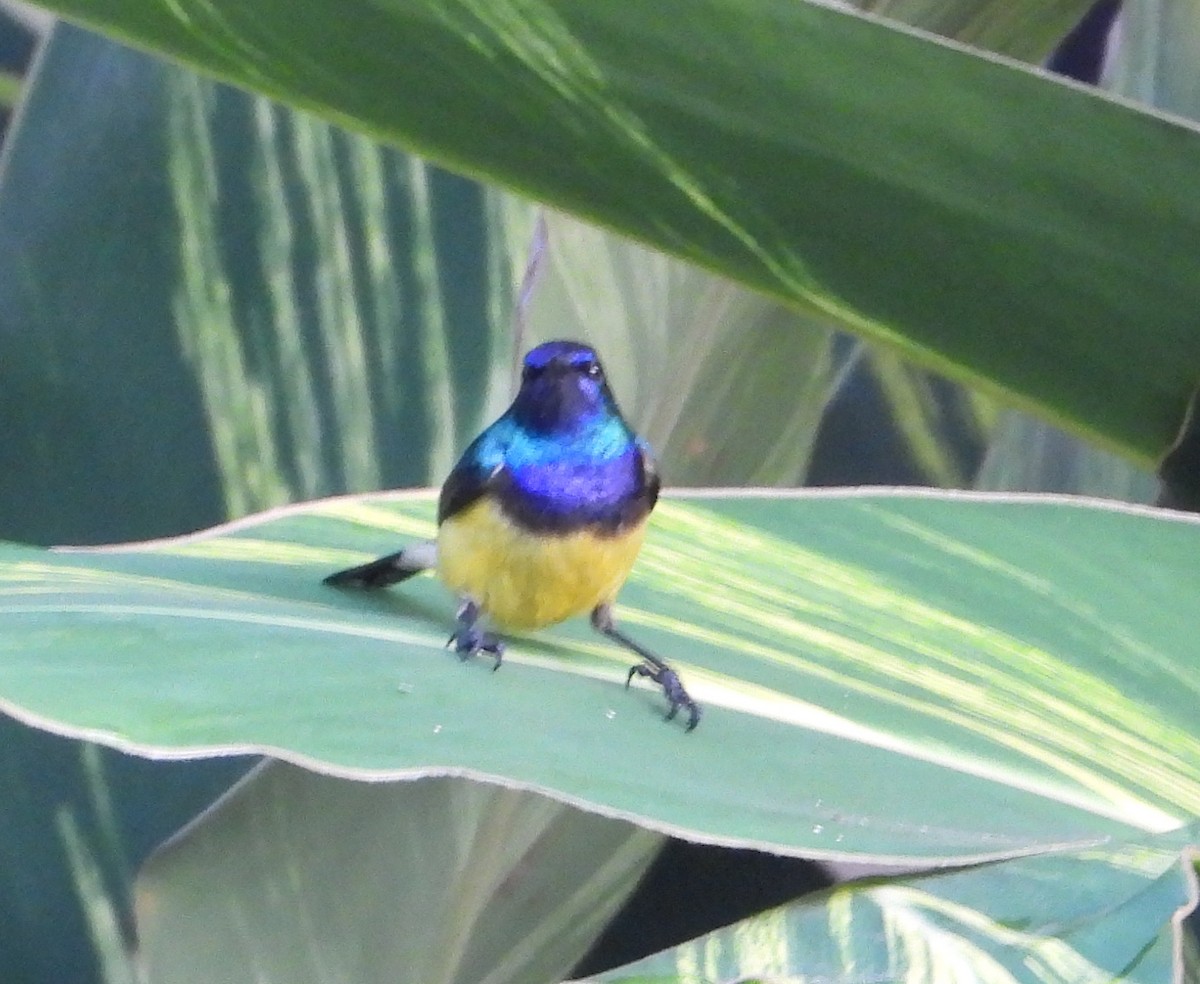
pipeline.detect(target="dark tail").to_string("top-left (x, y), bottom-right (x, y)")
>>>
top-left (324, 550), bottom-right (427, 589)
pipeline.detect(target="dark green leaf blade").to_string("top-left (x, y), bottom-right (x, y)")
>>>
top-left (16, 0), bottom-right (1200, 459)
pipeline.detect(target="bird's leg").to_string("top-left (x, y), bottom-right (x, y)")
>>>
top-left (591, 604), bottom-right (700, 731)
top-left (447, 599), bottom-right (504, 670)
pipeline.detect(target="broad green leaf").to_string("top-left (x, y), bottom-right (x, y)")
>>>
top-left (580, 826), bottom-right (1200, 984)
top-left (135, 761), bottom-right (662, 984)
top-left (964, 0), bottom-right (1191, 507)
top-left (22, 0), bottom-right (1200, 462)
top-left (2, 490), bottom-right (1199, 860)
top-left (509, 0), bottom-right (1114, 496)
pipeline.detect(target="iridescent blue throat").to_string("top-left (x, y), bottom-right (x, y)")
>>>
top-left (462, 407), bottom-right (648, 532)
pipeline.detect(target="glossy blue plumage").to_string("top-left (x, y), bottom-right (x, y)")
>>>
top-left (437, 341), bottom-right (657, 533)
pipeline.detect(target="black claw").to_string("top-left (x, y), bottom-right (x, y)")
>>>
top-left (627, 661), bottom-right (701, 732)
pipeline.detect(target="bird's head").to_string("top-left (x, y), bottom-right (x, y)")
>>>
top-left (511, 340), bottom-right (622, 433)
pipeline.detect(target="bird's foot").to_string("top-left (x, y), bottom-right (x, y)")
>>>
top-left (448, 599), bottom-right (503, 670)
top-left (446, 626), bottom-right (505, 670)
top-left (626, 662), bottom-right (701, 731)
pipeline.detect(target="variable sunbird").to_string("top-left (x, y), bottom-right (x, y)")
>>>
top-left (325, 339), bottom-right (700, 730)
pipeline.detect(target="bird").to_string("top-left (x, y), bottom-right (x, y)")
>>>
top-left (324, 339), bottom-right (700, 730)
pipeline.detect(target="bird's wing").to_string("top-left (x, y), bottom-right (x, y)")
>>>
top-left (438, 461), bottom-right (505, 525)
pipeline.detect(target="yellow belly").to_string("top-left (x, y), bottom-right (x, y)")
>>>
top-left (436, 497), bottom-right (646, 630)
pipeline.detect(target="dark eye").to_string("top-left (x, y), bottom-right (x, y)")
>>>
top-left (584, 361), bottom-right (602, 378)
top-left (522, 363), bottom-right (544, 381)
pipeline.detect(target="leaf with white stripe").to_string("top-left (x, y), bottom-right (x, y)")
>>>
top-left (0, 489), bottom-right (1197, 861)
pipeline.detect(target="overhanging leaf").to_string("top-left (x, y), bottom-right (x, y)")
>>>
top-left (19, 0), bottom-right (1200, 461)
top-left (1, 489), bottom-right (1198, 861)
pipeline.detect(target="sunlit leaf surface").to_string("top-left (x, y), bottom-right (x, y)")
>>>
top-left (0, 490), bottom-right (1198, 861)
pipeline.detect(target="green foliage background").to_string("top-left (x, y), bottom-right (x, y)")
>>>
top-left (0, 0), bottom-right (1196, 982)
